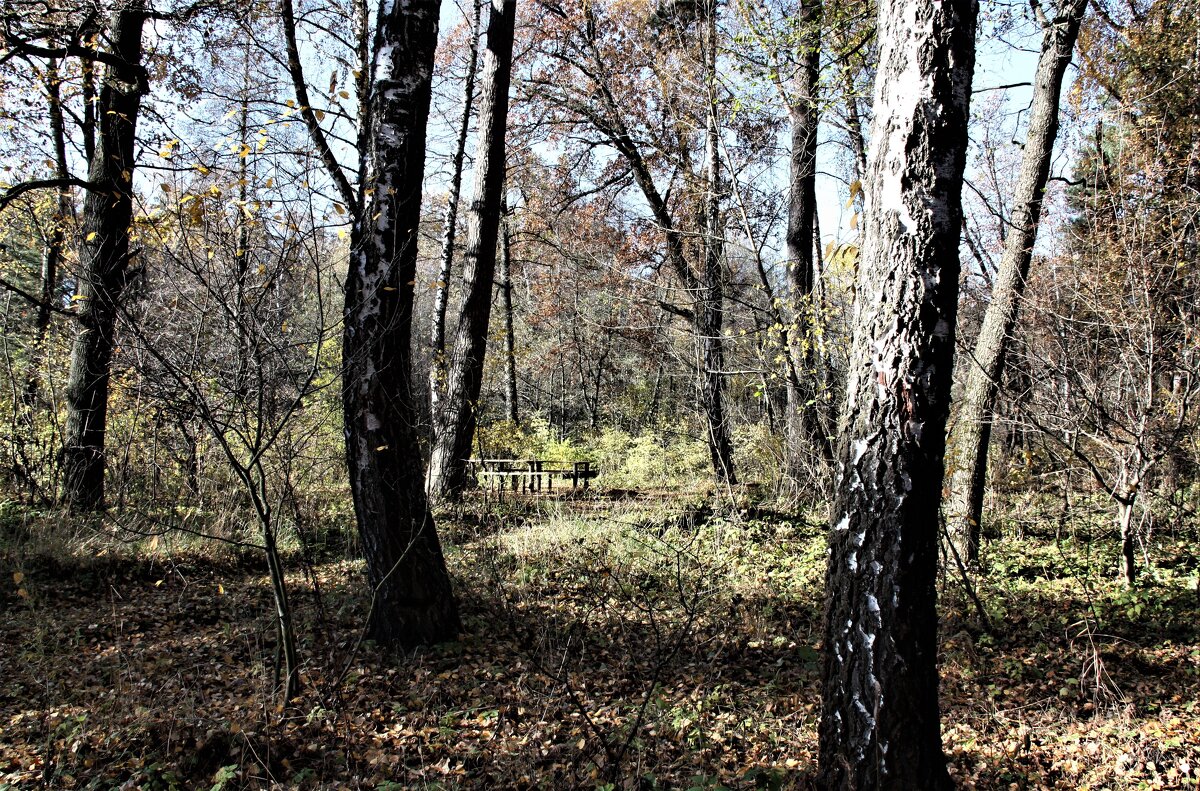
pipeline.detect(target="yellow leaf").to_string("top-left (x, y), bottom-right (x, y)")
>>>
top-left (17, 588), bottom-right (28, 599)
top-left (218, 584), bottom-right (225, 595)
top-left (314, 109), bottom-right (325, 122)
top-left (850, 213), bottom-right (859, 230)
top-left (12, 571), bottom-right (23, 584)
top-left (337, 229), bottom-right (347, 240)
top-left (86, 231), bottom-right (98, 242)
top-left (155, 580), bottom-right (164, 587)
top-left (333, 203), bottom-right (345, 215)
top-left (376, 445), bottom-right (389, 451)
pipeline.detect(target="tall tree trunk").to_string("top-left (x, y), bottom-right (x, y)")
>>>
top-left (574, 2), bottom-right (735, 485)
top-left (342, 0), bottom-right (459, 646)
top-left (698, 1), bottom-right (736, 484)
top-left (21, 59), bottom-right (70, 410)
top-left (1117, 492), bottom-right (1138, 587)
top-left (61, 4), bottom-right (146, 512)
top-left (426, 0), bottom-right (517, 501)
top-left (234, 86), bottom-right (253, 398)
top-left (946, 0), bottom-right (1086, 564)
top-left (818, 1), bottom-right (977, 788)
top-left (499, 200), bottom-right (519, 424)
top-left (430, 0), bottom-right (482, 413)
top-left (785, 0), bottom-right (832, 481)
top-left (842, 68), bottom-right (868, 202)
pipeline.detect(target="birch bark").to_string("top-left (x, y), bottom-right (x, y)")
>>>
top-left (818, 1), bottom-right (977, 786)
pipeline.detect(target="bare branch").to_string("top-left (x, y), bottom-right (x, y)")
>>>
top-left (0, 177), bottom-right (97, 212)
top-left (280, 0), bottom-right (359, 215)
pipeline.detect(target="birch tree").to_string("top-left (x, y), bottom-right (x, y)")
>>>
top-left (281, 0), bottom-right (461, 643)
top-left (818, 0), bottom-right (976, 787)
top-left (341, 0), bottom-right (460, 643)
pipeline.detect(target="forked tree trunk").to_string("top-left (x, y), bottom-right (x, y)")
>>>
top-left (342, 0), bottom-right (459, 645)
top-left (430, 0), bottom-right (482, 413)
top-left (946, 0), bottom-right (1087, 564)
top-left (61, 4), bottom-right (146, 512)
top-left (426, 0), bottom-right (517, 501)
top-left (818, 1), bottom-right (977, 788)
top-left (575, 4), bottom-right (735, 485)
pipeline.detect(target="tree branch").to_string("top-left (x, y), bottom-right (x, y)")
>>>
top-left (280, 0), bottom-right (359, 215)
top-left (0, 177), bottom-right (96, 212)
top-left (0, 270), bottom-right (75, 317)
top-left (0, 35), bottom-right (150, 94)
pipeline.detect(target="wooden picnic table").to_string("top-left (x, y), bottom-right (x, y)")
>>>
top-left (466, 458), bottom-right (597, 493)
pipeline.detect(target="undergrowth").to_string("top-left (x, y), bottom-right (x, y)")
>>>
top-left (1, 494), bottom-right (1198, 789)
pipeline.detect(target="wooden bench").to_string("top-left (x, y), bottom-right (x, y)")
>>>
top-left (465, 458), bottom-right (598, 494)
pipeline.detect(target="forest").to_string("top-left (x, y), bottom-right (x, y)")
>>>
top-left (1, 0), bottom-right (1199, 787)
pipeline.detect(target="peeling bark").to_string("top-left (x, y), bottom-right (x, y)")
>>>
top-left (818, 1), bottom-right (977, 787)
top-left (343, 0), bottom-right (459, 645)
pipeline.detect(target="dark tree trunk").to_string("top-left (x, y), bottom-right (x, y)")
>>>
top-left (20, 59), bottom-right (70, 409)
top-left (785, 1), bottom-right (832, 479)
top-left (818, 1), bottom-right (977, 788)
top-left (61, 4), bottom-right (146, 512)
top-left (1118, 493), bottom-right (1137, 587)
top-left (342, 0), bottom-right (459, 646)
top-left (698, 2), bottom-right (736, 484)
top-left (426, 0), bottom-right (517, 501)
top-left (430, 0), bottom-right (482, 413)
top-left (499, 202), bottom-right (519, 424)
top-left (946, 0), bottom-right (1086, 564)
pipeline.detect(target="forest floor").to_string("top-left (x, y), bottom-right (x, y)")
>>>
top-left (1, 491), bottom-right (1199, 790)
